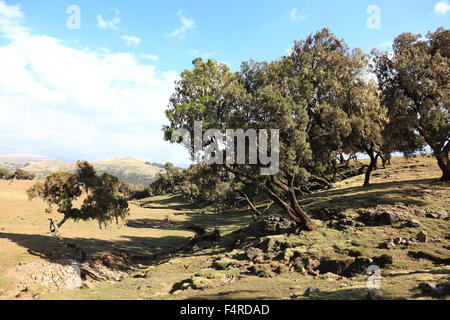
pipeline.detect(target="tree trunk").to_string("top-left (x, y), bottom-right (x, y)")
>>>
top-left (364, 154), bottom-right (378, 186)
top-left (49, 218), bottom-right (87, 262)
top-left (286, 187), bottom-right (316, 231)
top-left (238, 190), bottom-right (261, 220)
top-left (436, 151), bottom-right (450, 182)
top-left (222, 165), bottom-right (315, 231)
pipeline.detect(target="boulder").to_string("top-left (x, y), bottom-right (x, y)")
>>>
top-left (407, 219), bottom-right (421, 227)
top-left (317, 258), bottom-right (354, 276)
top-left (246, 216), bottom-right (298, 236)
top-left (372, 254), bottom-right (393, 268)
top-left (416, 231), bottom-right (428, 243)
top-left (246, 247), bottom-right (263, 262)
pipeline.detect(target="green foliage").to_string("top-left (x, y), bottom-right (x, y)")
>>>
top-left (372, 27), bottom-right (449, 180)
top-left (0, 168), bottom-right (11, 179)
top-left (0, 168), bottom-right (35, 180)
top-left (27, 161), bottom-right (129, 228)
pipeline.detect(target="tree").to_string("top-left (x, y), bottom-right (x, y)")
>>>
top-left (164, 57), bottom-right (317, 230)
top-left (27, 161), bottom-right (129, 260)
top-left (340, 67), bottom-right (388, 186)
top-left (163, 29), bottom-right (397, 229)
top-left (372, 27), bottom-right (449, 181)
top-left (0, 168), bottom-right (10, 179)
top-left (12, 168), bottom-right (36, 180)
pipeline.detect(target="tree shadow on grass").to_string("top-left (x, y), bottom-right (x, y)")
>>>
top-left (0, 232), bottom-right (188, 263)
top-left (126, 211), bottom-right (253, 232)
top-left (140, 195), bottom-right (210, 211)
top-left (300, 178), bottom-right (436, 218)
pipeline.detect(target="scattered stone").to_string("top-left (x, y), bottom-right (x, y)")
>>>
top-left (304, 287), bottom-right (320, 297)
top-left (328, 215), bottom-right (356, 230)
top-left (246, 247), bottom-right (263, 262)
top-left (381, 239), bottom-right (396, 249)
top-left (359, 203), bottom-right (412, 226)
top-left (407, 219), bottom-right (421, 227)
top-left (317, 258), bottom-right (354, 276)
top-left (345, 257), bottom-right (372, 276)
top-left (416, 231), bottom-right (428, 243)
top-left (372, 254), bottom-right (393, 268)
top-left (245, 216), bottom-right (298, 237)
top-left (418, 282), bottom-right (450, 296)
top-left (254, 237), bottom-right (280, 253)
top-left (425, 210), bottom-right (448, 220)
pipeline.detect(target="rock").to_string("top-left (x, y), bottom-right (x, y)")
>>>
top-left (359, 204), bottom-right (411, 226)
top-left (317, 258), bottom-right (354, 276)
top-left (246, 247), bottom-right (263, 262)
top-left (301, 257), bottom-right (321, 272)
top-left (381, 239), bottom-right (396, 249)
top-left (416, 231), bottom-right (428, 243)
top-left (345, 257), bottom-right (372, 276)
top-left (372, 254), bottom-right (393, 268)
top-left (425, 210), bottom-right (448, 220)
top-left (255, 237), bottom-right (279, 253)
top-left (418, 282), bottom-right (450, 297)
top-left (407, 219), bottom-right (421, 227)
top-left (246, 216), bottom-right (298, 236)
top-left (304, 287), bottom-right (320, 297)
top-left (366, 289), bottom-right (377, 300)
top-left (418, 282), bottom-right (434, 293)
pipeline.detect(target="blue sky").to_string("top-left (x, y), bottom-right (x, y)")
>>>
top-left (0, 0), bottom-right (448, 164)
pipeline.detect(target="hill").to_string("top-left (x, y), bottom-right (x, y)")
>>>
top-left (0, 154), bottom-right (448, 300)
top-left (0, 156), bottom-right (165, 185)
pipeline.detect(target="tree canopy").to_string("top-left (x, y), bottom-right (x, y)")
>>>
top-left (372, 27), bottom-right (449, 181)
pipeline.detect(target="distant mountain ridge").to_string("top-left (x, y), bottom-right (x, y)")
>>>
top-left (0, 155), bottom-right (165, 185)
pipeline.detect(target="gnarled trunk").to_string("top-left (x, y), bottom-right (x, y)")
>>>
top-left (49, 218), bottom-right (87, 262)
top-left (259, 183), bottom-right (315, 231)
top-left (364, 153), bottom-right (379, 186)
top-left (436, 151), bottom-right (450, 182)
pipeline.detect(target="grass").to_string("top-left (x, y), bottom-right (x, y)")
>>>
top-left (0, 154), bottom-right (448, 300)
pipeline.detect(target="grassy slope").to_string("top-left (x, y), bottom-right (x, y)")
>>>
top-left (0, 154), bottom-right (448, 300)
top-left (16, 157), bottom-right (165, 185)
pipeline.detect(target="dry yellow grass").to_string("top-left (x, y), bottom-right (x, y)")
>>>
top-left (0, 154), bottom-right (448, 300)
top-left (18, 157), bottom-right (165, 185)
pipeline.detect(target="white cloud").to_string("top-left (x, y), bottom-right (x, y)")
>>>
top-left (166, 10), bottom-right (195, 38)
top-left (97, 8), bottom-right (120, 30)
top-left (0, 1), bottom-right (187, 164)
top-left (433, 1), bottom-right (450, 15)
top-left (141, 54), bottom-right (159, 61)
top-left (290, 8), bottom-right (309, 21)
top-left (121, 35), bottom-right (141, 46)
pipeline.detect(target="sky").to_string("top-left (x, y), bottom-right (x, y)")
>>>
top-left (0, 0), bottom-right (448, 165)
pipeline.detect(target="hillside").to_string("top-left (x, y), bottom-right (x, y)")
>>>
top-left (0, 154), bottom-right (448, 300)
top-left (0, 156), bottom-right (164, 185)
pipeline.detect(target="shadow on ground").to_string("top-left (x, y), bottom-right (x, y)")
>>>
top-left (300, 178), bottom-right (437, 216)
top-left (0, 232), bottom-right (188, 262)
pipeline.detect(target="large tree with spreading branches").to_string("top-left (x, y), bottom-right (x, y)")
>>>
top-left (163, 29), bottom-right (385, 230)
top-left (372, 27), bottom-right (449, 181)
